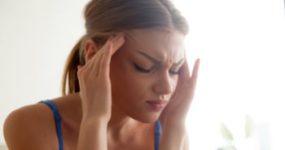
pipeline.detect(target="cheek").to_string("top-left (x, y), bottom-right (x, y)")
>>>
top-left (112, 74), bottom-right (149, 98)
top-left (110, 59), bottom-right (150, 103)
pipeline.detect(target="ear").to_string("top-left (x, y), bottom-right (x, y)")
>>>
top-left (83, 39), bottom-right (99, 63)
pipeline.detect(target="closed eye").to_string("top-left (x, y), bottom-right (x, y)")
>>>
top-left (134, 63), bottom-right (153, 73)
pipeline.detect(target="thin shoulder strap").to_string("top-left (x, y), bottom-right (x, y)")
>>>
top-left (154, 120), bottom-right (161, 150)
top-left (40, 100), bottom-right (64, 150)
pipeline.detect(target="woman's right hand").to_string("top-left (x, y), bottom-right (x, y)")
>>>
top-left (77, 34), bottom-right (125, 122)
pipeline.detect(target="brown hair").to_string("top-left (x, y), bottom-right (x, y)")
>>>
top-left (61, 0), bottom-right (189, 95)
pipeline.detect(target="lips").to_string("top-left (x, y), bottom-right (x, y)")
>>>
top-left (146, 100), bottom-right (167, 105)
top-left (146, 100), bottom-right (167, 111)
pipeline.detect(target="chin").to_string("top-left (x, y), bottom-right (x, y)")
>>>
top-left (129, 112), bottom-right (161, 124)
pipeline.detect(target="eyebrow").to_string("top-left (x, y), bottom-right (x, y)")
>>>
top-left (136, 50), bottom-right (185, 66)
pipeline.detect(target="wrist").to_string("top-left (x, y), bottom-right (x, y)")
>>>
top-left (82, 111), bottom-right (111, 122)
top-left (81, 116), bottom-right (109, 127)
top-left (161, 120), bottom-right (186, 130)
top-left (162, 124), bottom-right (186, 135)
top-left (159, 123), bottom-right (187, 150)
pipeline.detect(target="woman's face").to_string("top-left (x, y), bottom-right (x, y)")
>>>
top-left (110, 28), bottom-right (185, 123)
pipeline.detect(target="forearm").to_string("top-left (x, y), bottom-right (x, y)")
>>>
top-left (77, 118), bottom-right (108, 150)
top-left (159, 124), bottom-right (187, 150)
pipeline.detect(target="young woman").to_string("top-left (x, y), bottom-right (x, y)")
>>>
top-left (4, 0), bottom-right (200, 150)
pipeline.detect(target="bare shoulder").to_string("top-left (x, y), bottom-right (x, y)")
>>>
top-left (4, 93), bottom-right (82, 150)
top-left (3, 102), bottom-right (60, 150)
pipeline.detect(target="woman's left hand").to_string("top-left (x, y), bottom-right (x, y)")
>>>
top-left (160, 58), bottom-right (200, 128)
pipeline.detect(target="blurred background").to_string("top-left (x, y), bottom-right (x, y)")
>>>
top-left (0, 0), bottom-right (284, 149)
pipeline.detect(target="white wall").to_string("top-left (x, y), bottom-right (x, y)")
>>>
top-left (177, 0), bottom-right (285, 149)
top-left (0, 0), bottom-right (89, 145)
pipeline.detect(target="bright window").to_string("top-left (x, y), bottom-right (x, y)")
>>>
top-left (172, 0), bottom-right (285, 149)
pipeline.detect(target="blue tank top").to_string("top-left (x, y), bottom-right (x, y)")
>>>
top-left (40, 100), bottom-right (161, 150)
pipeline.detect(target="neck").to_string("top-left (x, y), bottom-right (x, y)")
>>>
top-left (108, 104), bottom-right (152, 143)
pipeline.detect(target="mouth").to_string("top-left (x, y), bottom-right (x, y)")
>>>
top-left (146, 100), bottom-right (167, 112)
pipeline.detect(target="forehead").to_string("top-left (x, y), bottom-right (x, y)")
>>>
top-left (123, 28), bottom-right (185, 61)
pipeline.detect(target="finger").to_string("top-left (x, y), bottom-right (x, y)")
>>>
top-left (84, 34), bottom-right (124, 77)
top-left (89, 40), bottom-right (112, 77)
top-left (190, 59), bottom-right (200, 84)
top-left (100, 35), bottom-right (125, 77)
top-left (89, 35), bottom-right (115, 63)
top-left (110, 33), bottom-right (125, 55)
top-left (189, 58), bottom-right (200, 96)
top-left (90, 34), bottom-right (119, 77)
top-left (179, 60), bottom-right (190, 80)
top-left (99, 43), bottom-right (113, 77)
top-left (177, 59), bottom-right (200, 108)
top-left (80, 48), bottom-right (102, 77)
top-left (95, 35), bottom-right (118, 77)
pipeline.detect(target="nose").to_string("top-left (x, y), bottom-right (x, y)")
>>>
top-left (152, 72), bottom-right (175, 95)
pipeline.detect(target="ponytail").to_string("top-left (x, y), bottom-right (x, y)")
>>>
top-left (61, 37), bottom-right (84, 95)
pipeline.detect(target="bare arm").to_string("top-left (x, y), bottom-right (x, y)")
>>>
top-left (76, 118), bottom-right (108, 150)
top-left (159, 124), bottom-right (187, 150)
top-left (4, 105), bottom-right (56, 150)
top-left (183, 133), bottom-right (190, 150)
top-left (76, 34), bottom-right (125, 150)
top-left (159, 59), bottom-right (200, 150)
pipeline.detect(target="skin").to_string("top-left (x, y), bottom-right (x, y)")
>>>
top-left (110, 29), bottom-right (185, 123)
top-left (3, 28), bottom-right (199, 150)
